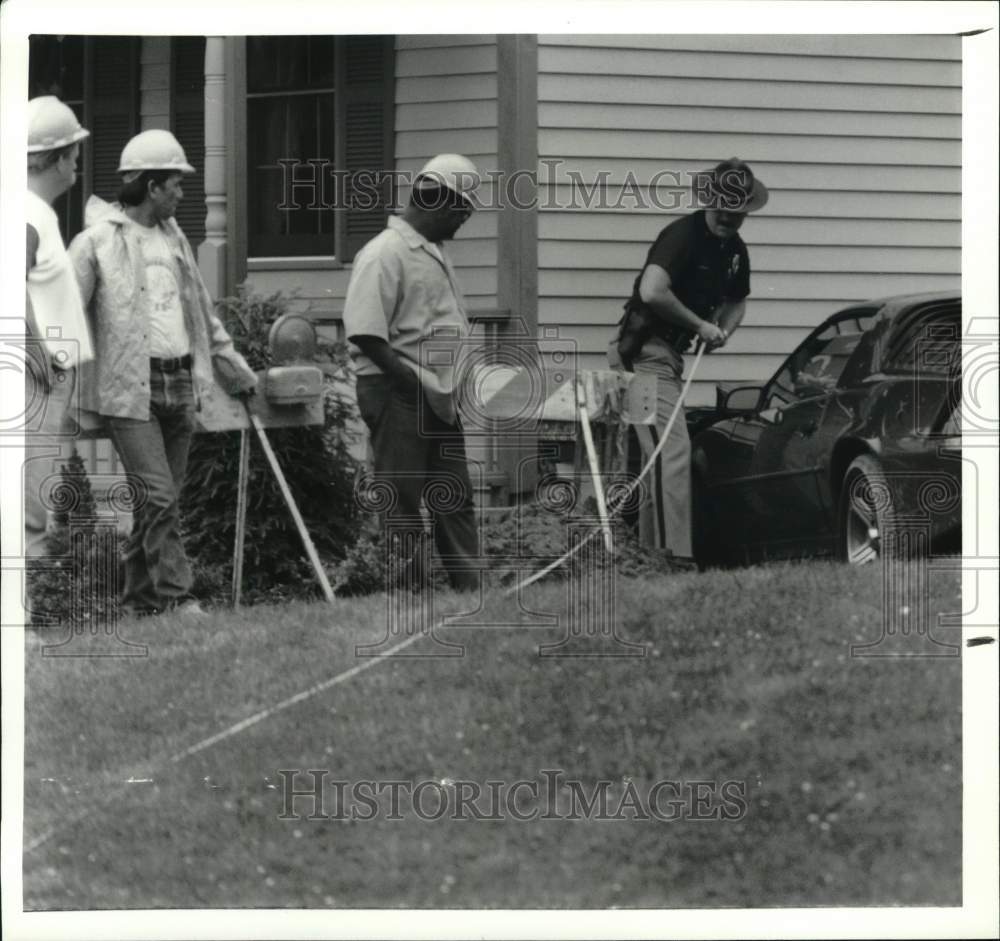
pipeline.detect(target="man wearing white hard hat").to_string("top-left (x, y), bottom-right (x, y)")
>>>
top-left (68, 129), bottom-right (257, 617)
top-left (343, 154), bottom-right (481, 592)
top-left (24, 96), bottom-right (94, 556)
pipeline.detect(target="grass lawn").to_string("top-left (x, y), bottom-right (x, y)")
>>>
top-left (23, 560), bottom-right (962, 909)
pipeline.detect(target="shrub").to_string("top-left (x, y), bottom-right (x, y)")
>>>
top-left (26, 448), bottom-right (126, 628)
top-left (180, 290), bottom-right (364, 605)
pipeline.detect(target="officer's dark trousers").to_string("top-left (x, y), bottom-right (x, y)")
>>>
top-left (356, 375), bottom-right (479, 592)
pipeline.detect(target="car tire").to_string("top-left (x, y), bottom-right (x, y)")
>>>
top-left (838, 454), bottom-right (897, 565)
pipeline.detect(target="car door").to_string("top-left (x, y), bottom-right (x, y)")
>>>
top-left (722, 321), bottom-right (869, 559)
top-left (740, 395), bottom-right (829, 557)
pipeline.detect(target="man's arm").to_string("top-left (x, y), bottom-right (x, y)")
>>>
top-left (67, 231), bottom-right (98, 310)
top-left (714, 298), bottom-right (746, 339)
top-left (343, 246), bottom-right (418, 391)
top-left (350, 335), bottom-right (420, 393)
top-left (638, 264), bottom-right (726, 347)
top-left (26, 224), bottom-right (41, 339)
top-left (26, 223), bottom-right (39, 276)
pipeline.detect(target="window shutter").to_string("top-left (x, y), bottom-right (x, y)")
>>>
top-left (87, 37), bottom-right (139, 204)
top-left (172, 37), bottom-right (207, 247)
top-left (29, 36), bottom-right (86, 240)
top-left (341, 36), bottom-right (394, 262)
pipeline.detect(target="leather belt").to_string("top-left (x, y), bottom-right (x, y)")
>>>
top-left (150, 354), bottom-right (192, 373)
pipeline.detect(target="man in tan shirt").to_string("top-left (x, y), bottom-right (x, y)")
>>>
top-left (344, 154), bottom-right (482, 592)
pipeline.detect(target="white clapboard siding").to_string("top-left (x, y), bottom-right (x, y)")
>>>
top-left (540, 212), bottom-right (960, 247)
top-left (541, 130), bottom-right (960, 168)
top-left (538, 45), bottom-right (961, 87)
top-left (541, 241), bottom-right (961, 274)
top-left (539, 186), bottom-right (958, 219)
top-left (396, 44), bottom-right (498, 77)
top-left (538, 158), bottom-right (961, 194)
top-left (538, 104), bottom-right (961, 141)
top-left (536, 34), bottom-right (962, 404)
top-left (542, 34), bottom-right (959, 60)
top-left (541, 269), bottom-right (958, 300)
top-left (543, 297), bottom-right (869, 328)
top-left (395, 74), bottom-right (499, 104)
top-left (539, 74), bottom-right (959, 114)
top-left (246, 36), bottom-right (501, 321)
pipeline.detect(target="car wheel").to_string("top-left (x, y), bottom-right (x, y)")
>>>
top-left (838, 454), bottom-right (895, 565)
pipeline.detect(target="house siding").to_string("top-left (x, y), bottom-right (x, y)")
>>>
top-left (536, 34), bottom-right (962, 404)
top-left (246, 35), bottom-right (500, 324)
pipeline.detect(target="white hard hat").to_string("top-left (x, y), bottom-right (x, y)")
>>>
top-left (117, 129), bottom-right (195, 179)
top-left (414, 154), bottom-right (480, 201)
top-left (27, 96), bottom-right (90, 153)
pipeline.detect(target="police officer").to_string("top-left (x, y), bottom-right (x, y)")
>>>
top-left (611, 158), bottom-right (769, 563)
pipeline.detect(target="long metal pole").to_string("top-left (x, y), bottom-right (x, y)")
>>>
top-left (245, 408), bottom-right (336, 604)
top-left (232, 427), bottom-right (250, 607)
top-left (505, 343), bottom-right (706, 596)
top-left (577, 378), bottom-right (613, 553)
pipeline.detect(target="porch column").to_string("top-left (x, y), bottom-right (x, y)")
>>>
top-left (198, 37), bottom-right (227, 300)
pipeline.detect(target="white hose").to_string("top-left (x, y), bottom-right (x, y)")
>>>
top-left (503, 343), bottom-right (707, 596)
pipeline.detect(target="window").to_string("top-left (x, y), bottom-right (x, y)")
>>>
top-left (766, 313), bottom-right (874, 409)
top-left (882, 301), bottom-right (961, 378)
top-left (172, 37), bottom-right (207, 248)
top-left (29, 36), bottom-right (85, 241)
top-left (246, 35), bottom-right (394, 261)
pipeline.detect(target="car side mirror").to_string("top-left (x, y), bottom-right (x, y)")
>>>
top-left (721, 385), bottom-right (764, 415)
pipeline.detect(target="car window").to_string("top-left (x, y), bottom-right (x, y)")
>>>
top-left (836, 328), bottom-right (879, 388)
top-left (765, 316), bottom-right (870, 409)
top-left (882, 301), bottom-right (961, 377)
top-left (793, 334), bottom-right (863, 395)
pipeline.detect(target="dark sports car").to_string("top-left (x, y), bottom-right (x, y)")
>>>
top-left (691, 293), bottom-right (962, 567)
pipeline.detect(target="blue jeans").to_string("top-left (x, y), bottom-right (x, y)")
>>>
top-left (108, 367), bottom-right (196, 611)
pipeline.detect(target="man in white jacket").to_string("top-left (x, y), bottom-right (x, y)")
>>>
top-left (69, 130), bottom-right (257, 617)
top-left (24, 96), bottom-right (94, 557)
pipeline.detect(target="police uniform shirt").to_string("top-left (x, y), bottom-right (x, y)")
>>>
top-left (628, 210), bottom-right (751, 352)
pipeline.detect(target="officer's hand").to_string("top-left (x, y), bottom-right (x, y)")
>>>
top-left (697, 322), bottom-right (727, 349)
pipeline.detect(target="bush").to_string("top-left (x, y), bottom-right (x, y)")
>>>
top-left (27, 449), bottom-right (126, 628)
top-left (180, 290), bottom-right (364, 605)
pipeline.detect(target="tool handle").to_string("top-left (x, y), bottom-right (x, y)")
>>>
top-left (247, 408), bottom-right (336, 604)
